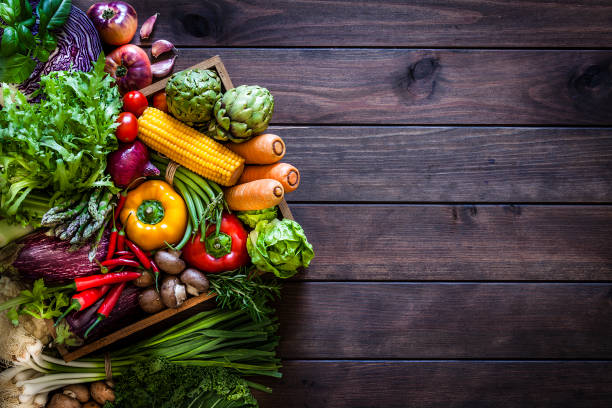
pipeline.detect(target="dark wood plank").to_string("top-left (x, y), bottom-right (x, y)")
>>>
top-left (278, 127), bottom-right (612, 202)
top-left (254, 361), bottom-right (612, 408)
top-left (74, 0), bottom-right (612, 48)
top-left (292, 205), bottom-right (612, 281)
top-left (276, 283), bottom-right (612, 358)
top-left (166, 49), bottom-right (612, 125)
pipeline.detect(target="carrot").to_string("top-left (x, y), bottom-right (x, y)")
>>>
top-left (238, 163), bottom-right (300, 193)
top-left (224, 179), bottom-right (284, 211)
top-left (226, 134), bottom-right (285, 164)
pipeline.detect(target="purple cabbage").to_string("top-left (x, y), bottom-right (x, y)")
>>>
top-left (17, 2), bottom-right (103, 97)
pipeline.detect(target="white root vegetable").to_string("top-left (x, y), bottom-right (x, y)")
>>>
top-left (14, 369), bottom-right (38, 382)
top-left (33, 392), bottom-right (49, 407)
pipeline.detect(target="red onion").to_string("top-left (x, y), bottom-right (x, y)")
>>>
top-left (87, 1), bottom-right (138, 45)
top-left (140, 13), bottom-right (159, 39)
top-left (151, 39), bottom-right (175, 58)
top-left (151, 56), bottom-right (176, 78)
top-left (108, 140), bottom-right (160, 188)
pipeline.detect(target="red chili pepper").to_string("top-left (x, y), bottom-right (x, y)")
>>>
top-left (100, 257), bottom-right (141, 272)
top-left (115, 191), bottom-right (128, 222)
top-left (126, 239), bottom-right (152, 269)
top-left (113, 250), bottom-right (135, 259)
top-left (84, 282), bottom-right (127, 338)
top-left (54, 285), bottom-right (111, 327)
top-left (151, 260), bottom-right (160, 291)
top-left (106, 215), bottom-right (118, 261)
top-left (183, 212), bottom-right (250, 273)
top-left (71, 270), bottom-right (141, 291)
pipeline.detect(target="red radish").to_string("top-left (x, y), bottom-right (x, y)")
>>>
top-left (108, 140), bottom-right (160, 188)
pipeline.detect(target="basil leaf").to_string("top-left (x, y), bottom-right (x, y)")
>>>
top-left (42, 31), bottom-right (57, 51)
top-left (0, 26), bottom-right (18, 57)
top-left (0, 53), bottom-right (35, 83)
top-left (33, 46), bottom-right (50, 62)
top-left (0, 3), bottom-right (15, 24)
top-left (7, 0), bottom-right (20, 18)
top-left (37, 0), bottom-right (71, 31)
top-left (20, 0), bottom-right (32, 21)
top-left (16, 23), bottom-right (34, 48)
top-left (21, 15), bottom-right (34, 27)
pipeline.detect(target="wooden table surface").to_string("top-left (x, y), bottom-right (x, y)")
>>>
top-left (75, 0), bottom-right (612, 406)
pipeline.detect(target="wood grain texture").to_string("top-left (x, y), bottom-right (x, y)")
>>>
top-left (253, 361), bottom-right (612, 408)
top-left (276, 283), bottom-right (612, 359)
top-left (74, 0), bottom-right (612, 48)
top-left (277, 126), bottom-right (612, 202)
top-left (162, 49), bottom-right (612, 125)
top-left (290, 205), bottom-right (612, 281)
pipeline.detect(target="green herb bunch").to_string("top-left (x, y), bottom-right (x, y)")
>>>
top-left (0, 0), bottom-right (72, 83)
top-left (208, 267), bottom-right (281, 322)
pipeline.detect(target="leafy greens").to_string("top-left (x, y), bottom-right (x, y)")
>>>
top-left (0, 54), bottom-right (121, 226)
top-left (0, 0), bottom-right (71, 83)
top-left (247, 218), bottom-right (314, 278)
top-left (105, 358), bottom-right (260, 408)
top-left (237, 206), bottom-right (278, 229)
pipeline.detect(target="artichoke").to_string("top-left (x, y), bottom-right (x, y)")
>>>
top-left (165, 69), bottom-right (222, 124)
top-left (209, 85), bottom-right (274, 143)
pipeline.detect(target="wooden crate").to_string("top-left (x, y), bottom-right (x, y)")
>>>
top-left (56, 56), bottom-right (293, 362)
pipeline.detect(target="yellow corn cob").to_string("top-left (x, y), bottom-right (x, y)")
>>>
top-left (138, 107), bottom-right (245, 186)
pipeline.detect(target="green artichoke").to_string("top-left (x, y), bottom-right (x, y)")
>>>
top-left (209, 85), bottom-right (274, 143)
top-left (165, 69), bottom-right (222, 124)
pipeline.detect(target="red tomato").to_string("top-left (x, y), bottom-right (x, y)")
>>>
top-left (122, 90), bottom-right (149, 116)
top-left (152, 91), bottom-right (168, 112)
top-left (115, 112), bottom-right (139, 143)
top-left (105, 44), bottom-right (152, 95)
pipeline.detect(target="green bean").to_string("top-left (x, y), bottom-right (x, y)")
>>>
top-left (174, 221), bottom-right (193, 250)
top-left (174, 179), bottom-right (199, 230)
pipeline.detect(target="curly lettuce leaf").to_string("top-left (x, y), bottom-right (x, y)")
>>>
top-left (247, 218), bottom-right (314, 279)
top-left (236, 206), bottom-right (278, 229)
top-left (0, 53), bottom-right (120, 225)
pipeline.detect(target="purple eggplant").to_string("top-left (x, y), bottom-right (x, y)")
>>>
top-left (0, 230), bottom-right (110, 284)
top-left (66, 284), bottom-right (143, 342)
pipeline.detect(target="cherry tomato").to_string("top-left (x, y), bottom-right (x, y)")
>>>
top-left (115, 112), bottom-right (139, 143)
top-left (152, 91), bottom-right (168, 113)
top-left (122, 90), bottom-right (148, 116)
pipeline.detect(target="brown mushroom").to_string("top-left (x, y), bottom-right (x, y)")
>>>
top-left (160, 276), bottom-right (187, 308)
top-left (47, 394), bottom-right (81, 408)
top-left (139, 287), bottom-right (165, 313)
top-left (63, 384), bottom-right (90, 403)
top-left (133, 271), bottom-right (155, 287)
top-left (180, 268), bottom-right (210, 296)
top-left (90, 381), bottom-right (115, 404)
top-left (154, 250), bottom-right (186, 275)
top-left (83, 402), bottom-right (101, 408)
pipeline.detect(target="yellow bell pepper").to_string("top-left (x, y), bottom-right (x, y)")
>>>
top-left (119, 180), bottom-right (187, 251)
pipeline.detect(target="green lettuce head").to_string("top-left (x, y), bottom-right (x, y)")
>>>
top-left (247, 218), bottom-right (314, 278)
top-left (237, 207), bottom-right (278, 229)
